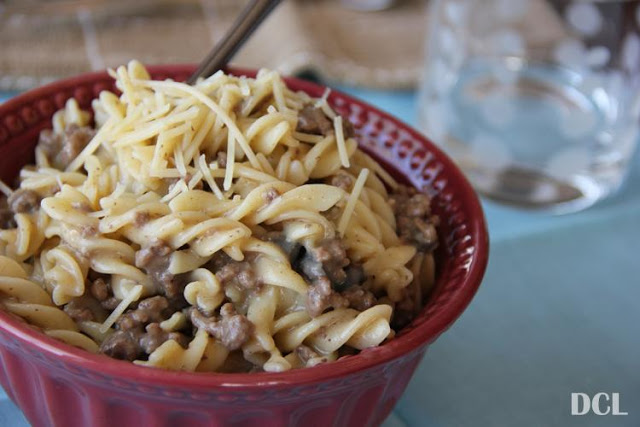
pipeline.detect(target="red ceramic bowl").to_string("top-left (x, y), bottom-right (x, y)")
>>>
top-left (0, 65), bottom-right (488, 427)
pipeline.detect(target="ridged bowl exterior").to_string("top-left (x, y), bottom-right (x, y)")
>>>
top-left (0, 328), bottom-right (425, 427)
top-left (0, 65), bottom-right (489, 427)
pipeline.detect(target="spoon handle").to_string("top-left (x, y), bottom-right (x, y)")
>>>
top-left (187, 0), bottom-right (283, 84)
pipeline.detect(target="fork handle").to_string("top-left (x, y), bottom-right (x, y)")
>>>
top-left (187, 0), bottom-right (283, 84)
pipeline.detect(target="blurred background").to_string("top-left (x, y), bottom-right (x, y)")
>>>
top-left (0, 0), bottom-right (425, 91)
top-left (0, 1), bottom-right (638, 426)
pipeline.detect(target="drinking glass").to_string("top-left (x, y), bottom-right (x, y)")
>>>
top-left (418, 0), bottom-right (640, 212)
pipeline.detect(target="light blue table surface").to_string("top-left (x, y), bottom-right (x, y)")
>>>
top-left (1, 86), bottom-right (638, 427)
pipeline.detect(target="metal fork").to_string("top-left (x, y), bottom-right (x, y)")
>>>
top-left (187, 0), bottom-right (283, 84)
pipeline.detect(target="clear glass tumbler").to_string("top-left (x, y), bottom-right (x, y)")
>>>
top-left (418, 0), bottom-right (640, 212)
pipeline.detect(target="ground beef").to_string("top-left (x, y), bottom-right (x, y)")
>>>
top-left (135, 240), bottom-right (186, 300)
top-left (342, 117), bottom-right (355, 139)
top-left (330, 172), bottom-right (354, 191)
top-left (38, 124), bottom-right (95, 170)
top-left (189, 303), bottom-right (254, 350)
top-left (341, 287), bottom-right (377, 312)
top-left (100, 296), bottom-right (188, 361)
top-left (8, 189), bottom-right (40, 213)
top-left (296, 106), bottom-right (334, 136)
top-left (344, 264), bottom-right (365, 288)
top-left (299, 238), bottom-right (349, 286)
top-left (389, 185), bottom-right (439, 252)
top-left (296, 105), bottom-right (355, 138)
top-left (101, 326), bottom-right (187, 362)
top-left (90, 277), bottom-right (109, 301)
top-left (210, 252), bottom-right (261, 291)
top-left (116, 296), bottom-right (170, 331)
top-left (296, 238), bottom-right (369, 317)
top-left (101, 297), bottom-right (121, 311)
top-left (306, 276), bottom-right (349, 317)
top-left (63, 298), bottom-right (95, 322)
top-left (100, 331), bottom-right (140, 361)
top-left (87, 275), bottom-right (121, 310)
top-left (0, 209), bottom-right (15, 229)
top-left (139, 323), bottom-right (189, 354)
top-left (390, 185), bottom-right (430, 217)
top-left (134, 211), bottom-right (151, 227)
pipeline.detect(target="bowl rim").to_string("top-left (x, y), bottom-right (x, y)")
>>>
top-left (0, 64), bottom-right (489, 389)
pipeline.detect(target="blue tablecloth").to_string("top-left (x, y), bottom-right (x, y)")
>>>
top-left (1, 87), bottom-right (638, 427)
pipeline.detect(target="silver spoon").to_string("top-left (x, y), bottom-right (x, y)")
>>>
top-left (187, 0), bottom-right (283, 85)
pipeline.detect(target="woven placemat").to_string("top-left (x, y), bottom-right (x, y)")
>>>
top-left (0, 0), bottom-right (428, 91)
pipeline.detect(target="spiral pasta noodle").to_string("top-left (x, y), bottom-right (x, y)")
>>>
top-left (0, 256), bottom-right (99, 353)
top-left (0, 61), bottom-right (439, 372)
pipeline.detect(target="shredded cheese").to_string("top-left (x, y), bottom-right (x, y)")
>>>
top-left (65, 119), bottom-right (113, 172)
top-left (256, 153), bottom-right (277, 177)
top-left (112, 107), bottom-right (199, 149)
top-left (272, 78), bottom-right (288, 112)
top-left (0, 63), bottom-right (434, 374)
top-left (99, 284), bottom-right (143, 333)
top-left (334, 116), bottom-right (350, 168)
top-left (183, 111), bottom-right (216, 164)
top-left (174, 144), bottom-right (188, 177)
top-left (338, 168), bottom-right (369, 236)
top-left (224, 130), bottom-right (236, 191)
top-left (239, 77), bottom-right (251, 97)
top-left (140, 80), bottom-right (262, 170)
top-left (187, 170), bottom-right (204, 190)
top-left (198, 154), bottom-right (224, 199)
top-left (315, 88), bottom-right (331, 108)
top-left (161, 179), bottom-right (188, 203)
top-left (316, 88), bottom-right (336, 120)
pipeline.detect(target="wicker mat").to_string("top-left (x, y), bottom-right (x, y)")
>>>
top-left (0, 0), bottom-right (428, 91)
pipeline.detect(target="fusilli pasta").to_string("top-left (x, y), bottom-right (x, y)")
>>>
top-left (0, 61), bottom-right (439, 372)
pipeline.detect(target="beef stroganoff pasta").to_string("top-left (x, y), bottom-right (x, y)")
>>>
top-left (0, 61), bottom-right (439, 372)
